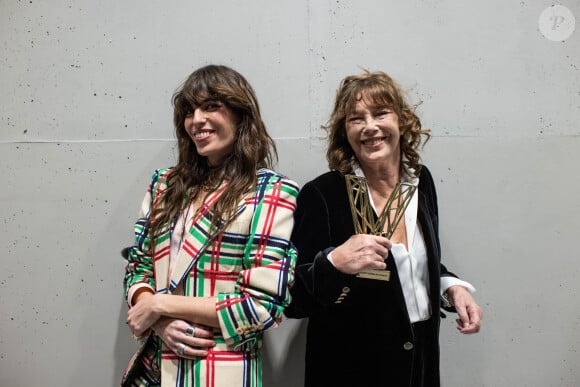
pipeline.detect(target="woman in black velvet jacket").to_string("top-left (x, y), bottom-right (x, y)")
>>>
top-left (284, 70), bottom-right (482, 387)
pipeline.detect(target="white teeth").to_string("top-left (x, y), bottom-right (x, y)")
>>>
top-left (364, 138), bottom-right (386, 145)
top-left (194, 132), bottom-right (211, 139)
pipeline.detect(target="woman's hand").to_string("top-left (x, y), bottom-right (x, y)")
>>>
top-left (152, 317), bottom-right (216, 359)
top-left (127, 293), bottom-right (164, 337)
top-left (331, 234), bottom-right (392, 274)
top-left (447, 285), bottom-right (483, 334)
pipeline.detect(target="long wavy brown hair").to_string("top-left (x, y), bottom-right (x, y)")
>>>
top-left (324, 69), bottom-right (430, 177)
top-left (148, 65), bottom-right (277, 243)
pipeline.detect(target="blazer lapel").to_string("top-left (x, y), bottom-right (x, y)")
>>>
top-left (167, 183), bottom-right (248, 293)
top-left (416, 189), bottom-right (441, 306)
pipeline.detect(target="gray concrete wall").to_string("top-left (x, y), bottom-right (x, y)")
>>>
top-left (1, 1), bottom-right (578, 386)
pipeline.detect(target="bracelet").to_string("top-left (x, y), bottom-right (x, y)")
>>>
top-left (442, 290), bottom-right (453, 307)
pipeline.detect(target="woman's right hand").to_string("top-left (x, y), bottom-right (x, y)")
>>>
top-left (152, 317), bottom-right (216, 359)
top-left (330, 234), bottom-right (392, 274)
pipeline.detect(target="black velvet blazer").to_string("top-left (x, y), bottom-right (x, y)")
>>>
top-left (285, 165), bottom-right (456, 387)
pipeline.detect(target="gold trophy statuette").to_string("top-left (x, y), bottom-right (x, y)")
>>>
top-left (345, 174), bottom-right (418, 281)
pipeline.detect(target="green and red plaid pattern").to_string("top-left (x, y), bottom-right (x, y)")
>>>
top-left (123, 168), bottom-right (298, 387)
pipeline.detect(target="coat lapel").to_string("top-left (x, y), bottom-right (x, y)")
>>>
top-left (166, 183), bottom-right (248, 294)
top-left (416, 188), bottom-right (441, 307)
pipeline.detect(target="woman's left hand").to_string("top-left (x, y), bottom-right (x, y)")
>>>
top-left (127, 293), bottom-right (164, 337)
top-left (152, 318), bottom-right (215, 359)
top-left (447, 285), bottom-right (483, 334)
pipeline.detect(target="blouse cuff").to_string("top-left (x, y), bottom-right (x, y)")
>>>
top-left (440, 277), bottom-right (476, 296)
top-left (127, 283), bottom-right (155, 307)
top-left (326, 249), bottom-right (337, 267)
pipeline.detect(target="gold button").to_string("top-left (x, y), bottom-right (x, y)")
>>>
top-left (403, 342), bottom-right (414, 350)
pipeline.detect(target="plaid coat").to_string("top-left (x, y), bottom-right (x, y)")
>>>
top-left (122, 167), bottom-right (299, 387)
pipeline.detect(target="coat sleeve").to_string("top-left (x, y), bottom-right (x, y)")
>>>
top-left (215, 174), bottom-right (299, 349)
top-left (123, 169), bottom-right (167, 300)
top-left (284, 180), bottom-right (357, 319)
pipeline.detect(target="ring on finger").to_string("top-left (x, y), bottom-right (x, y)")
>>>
top-left (177, 342), bottom-right (186, 356)
top-left (185, 325), bottom-right (196, 337)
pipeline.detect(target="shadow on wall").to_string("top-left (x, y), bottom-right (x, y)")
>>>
top-left (113, 300), bottom-right (142, 386)
top-left (263, 318), bottom-right (308, 387)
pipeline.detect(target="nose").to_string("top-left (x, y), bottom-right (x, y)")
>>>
top-left (362, 115), bottom-right (379, 132)
top-left (191, 108), bottom-right (207, 126)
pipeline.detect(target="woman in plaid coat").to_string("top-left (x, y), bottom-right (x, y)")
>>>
top-left (122, 65), bottom-right (299, 387)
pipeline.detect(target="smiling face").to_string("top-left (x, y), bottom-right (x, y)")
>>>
top-left (345, 96), bottom-right (400, 169)
top-left (184, 100), bottom-right (238, 166)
